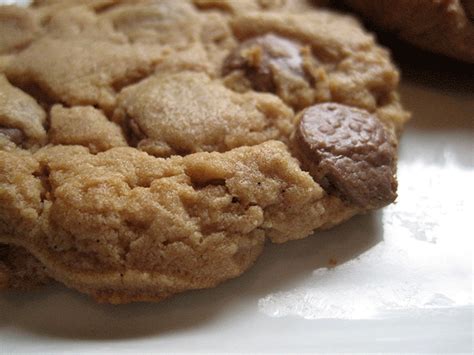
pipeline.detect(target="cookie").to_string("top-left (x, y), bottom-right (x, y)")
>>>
top-left (0, 0), bottom-right (409, 303)
top-left (342, 0), bottom-right (474, 63)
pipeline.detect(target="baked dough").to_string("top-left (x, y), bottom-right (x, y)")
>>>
top-left (0, 0), bottom-right (409, 303)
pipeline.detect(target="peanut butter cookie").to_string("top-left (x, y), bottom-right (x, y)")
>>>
top-left (0, 0), bottom-right (409, 303)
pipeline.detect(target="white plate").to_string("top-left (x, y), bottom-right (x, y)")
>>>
top-left (1, 1), bottom-right (473, 353)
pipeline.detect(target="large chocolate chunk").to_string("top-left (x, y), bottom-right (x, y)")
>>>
top-left (223, 33), bottom-right (306, 92)
top-left (293, 103), bottom-right (397, 209)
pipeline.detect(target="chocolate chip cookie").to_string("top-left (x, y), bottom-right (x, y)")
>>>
top-left (0, 0), bottom-right (409, 303)
top-left (342, 0), bottom-right (474, 63)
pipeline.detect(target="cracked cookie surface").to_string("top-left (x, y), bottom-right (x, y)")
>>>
top-left (0, 0), bottom-right (409, 303)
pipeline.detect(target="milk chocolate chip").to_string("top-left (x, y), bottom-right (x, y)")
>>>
top-left (223, 33), bottom-right (306, 92)
top-left (0, 127), bottom-right (25, 146)
top-left (293, 103), bottom-right (397, 209)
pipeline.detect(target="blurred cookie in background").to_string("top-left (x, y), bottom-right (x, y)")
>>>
top-left (341, 0), bottom-right (474, 63)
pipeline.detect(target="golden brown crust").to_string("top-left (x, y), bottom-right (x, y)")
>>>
top-left (49, 105), bottom-right (127, 153)
top-left (0, 0), bottom-right (408, 303)
top-left (0, 142), bottom-right (356, 303)
top-left (0, 6), bottom-right (39, 55)
top-left (114, 71), bottom-right (294, 157)
top-left (5, 37), bottom-right (165, 113)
